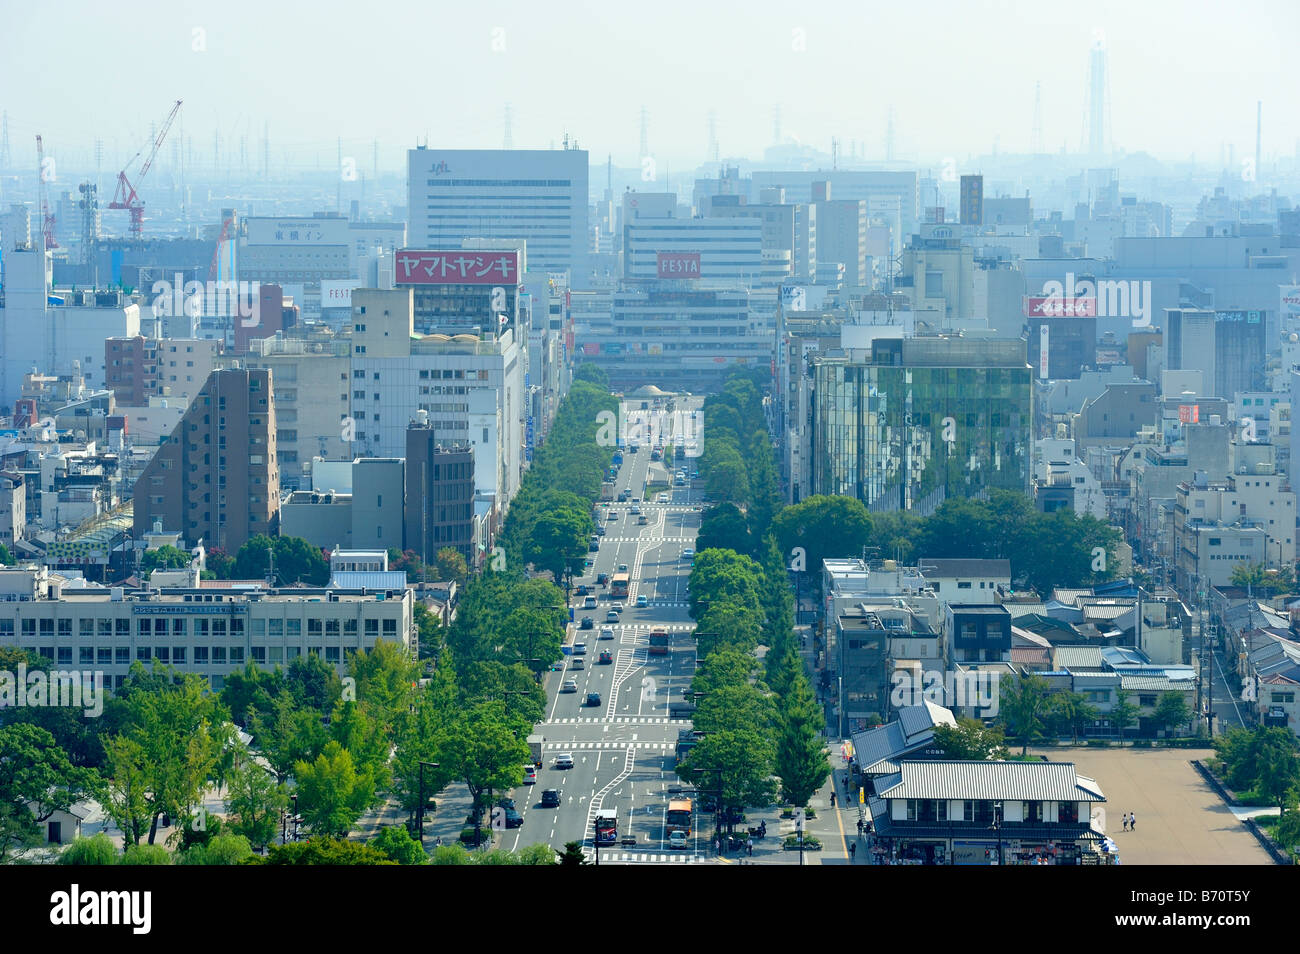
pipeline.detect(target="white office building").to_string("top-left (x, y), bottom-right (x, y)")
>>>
top-left (407, 147), bottom-right (589, 284)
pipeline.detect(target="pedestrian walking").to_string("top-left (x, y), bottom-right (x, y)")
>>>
top-left (747, 837), bottom-right (753, 856)
top-left (1130, 812), bottom-right (1136, 831)
top-left (850, 842), bottom-right (857, 862)
top-left (1122, 813), bottom-right (1128, 831)
top-left (830, 791), bottom-right (837, 807)
top-left (857, 818), bottom-right (864, 835)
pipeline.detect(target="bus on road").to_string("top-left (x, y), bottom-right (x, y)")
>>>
top-left (610, 573), bottom-right (630, 600)
top-left (648, 628), bottom-right (669, 655)
top-left (594, 809), bottom-right (618, 846)
top-left (666, 798), bottom-right (692, 837)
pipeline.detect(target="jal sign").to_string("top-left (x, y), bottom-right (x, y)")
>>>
top-left (395, 250), bottom-right (519, 285)
top-left (657, 252), bottom-right (701, 279)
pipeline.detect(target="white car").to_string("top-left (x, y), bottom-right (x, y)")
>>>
top-left (561, 679), bottom-right (578, 693)
top-left (669, 830), bottom-right (688, 850)
top-left (682, 548), bottom-right (695, 560)
top-left (599, 626), bottom-right (615, 640)
top-left (554, 753), bottom-right (574, 769)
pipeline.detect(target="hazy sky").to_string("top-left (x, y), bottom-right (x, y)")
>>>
top-left (3, 0), bottom-right (1297, 174)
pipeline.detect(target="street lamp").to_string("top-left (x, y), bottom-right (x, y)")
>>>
top-left (417, 761), bottom-right (440, 847)
top-left (988, 802), bottom-right (1003, 866)
top-left (290, 793), bottom-right (300, 842)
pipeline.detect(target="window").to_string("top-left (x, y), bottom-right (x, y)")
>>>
top-left (58, 618), bottom-right (71, 637)
top-left (57, 647), bottom-right (72, 665)
top-left (173, 647), bottom-right (187, 664)
top-left (116, 647), bottom-right (130, 665)
top-left (1025, 800), bottom-right (1044, 823)
top-left (365, 619), bottom-right (379, 636)
top-left (39, 618), bottom-right (53, 636)
top-left (382, 619), bottom-right (397, 636)
top-left (21, 619), bottom-right (36, 637)
top-left (957, 581), bottom-right (972, 589)
top-left (80, 647), bottom-right (94, 665)
top-left (251, 647), bottom-right (266, 664)
top-left (213, 647), bottom-right (227, 664)
top-left (194, 647), bottom-right (209, 664)
top-left (1058, 802), bottom-right (1079, 824)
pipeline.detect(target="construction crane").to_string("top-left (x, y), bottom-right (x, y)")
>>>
top-left (109, 99), bottom-right (182, 240)
top-left (35, 135), bottom-right (58, 249)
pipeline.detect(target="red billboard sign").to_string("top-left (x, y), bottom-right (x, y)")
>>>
top-left (395, 250), bottom-right (519, 285)
top-left (657, 252), bottom-right (701, 279)
top-left (1178, 404), bottom-right (1200, 424)
top-left (1025, 296), bottom-right (1096, 317)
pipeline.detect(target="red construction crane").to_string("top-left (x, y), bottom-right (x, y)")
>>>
top-left (109, 99), bottom-right (182, 241)
top-left (35, 135), bottom-right (58, 249)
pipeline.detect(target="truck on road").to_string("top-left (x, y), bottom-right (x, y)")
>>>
top-left (528, 734), bottom-right (544, 767)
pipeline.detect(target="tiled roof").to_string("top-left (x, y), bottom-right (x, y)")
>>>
top-left (876, 761), bottom-right (1107, 803)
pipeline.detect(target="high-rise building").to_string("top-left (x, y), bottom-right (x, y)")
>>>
top-left (132, 367), bottom-right (280, 551)
top-left (811, 337), bottom-right (1032, 512)
top-left (407, 147), bottom-right (589, 284)
top-left (811, 181), bottom-right (869, 287)
top-left (405, 428), bottom-right (476, 567)
top-left (1165, 307), bottom-right (1266, 399)
top-left (621, 192), bottom-right (764, 283)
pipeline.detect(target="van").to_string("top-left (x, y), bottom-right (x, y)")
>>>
top-left (583, 595), bottom-right (598, 610)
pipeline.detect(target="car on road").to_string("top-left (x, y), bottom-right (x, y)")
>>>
top-left (598, 650), bottom-right (613, 664)
top-left (669, 830), bottom-right (688, 850)
top-left (576, 584), bottom-right (590, 596)
top-left (618, 564), bottom-right (629, 573)
top-left (561, 679), bottom-right (578, 693)
top-left (632, 497), bottom-right (641, 504)
top-left (635, 594), bottom-right (649, 608)
top-left (612, 602), bottom-right (624, 613)
top-left (585, 692), bottom-right (602, 707)
top-left (523, 765), bottom-right (537, 785)
top-left (596, 525), bottom-right (606, 536)
top-left (681, 548), bottom-right (695, 560)
top-left (599, 626), bottom-right (615, 640)
top-left (572, 642), bottom-right (587, 655)
top-left (605, 610), bottom-right (620, 623)
top-left (674, 475), bottom-right (686, 487)
top-left (582, 595), bottom-right (598, 610)
top-left (630, 505), bottom-right (641, 515)
top-left (607, 512), bottom-right (618, 521)
top-left (496, 804), bottom-right (523, 828)
top-left (570, 657), bottom-right (585, 670)
top-left (579, 616), bottom-right (594, 629)
top-left (638, 515), bottom-right (649, 525)
top-left (596, 572), bottom-right (610, 586)
top-left (554, 753), bottom-right (574, 769)
top-left (540, 789), bottom-right (561, 808)
top-left (589, 538), bottom-right (600, 551)
top-left (657, 493), bottom-right (668, 503)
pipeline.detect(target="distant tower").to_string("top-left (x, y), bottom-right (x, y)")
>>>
top-left (1085, 35), bottom-right (1108, 155)
top-left (639, 106), bottom-right (649, 159)
top-left (1031, 81), bottom-right (1044, 154)
top-left (1255, 100), bottom-right (1262, 184)
top-left (707, 110), bottom-right (719, 163)
top-left (503, 103), bottom-right (513, 150)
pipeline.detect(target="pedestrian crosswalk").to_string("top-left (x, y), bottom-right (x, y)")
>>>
top-left (544, 716), bottom-right (691, 725)
top-left (543, 741), bottom-right (673, 751)
top-left (591, 852), bottom-right (706, 864)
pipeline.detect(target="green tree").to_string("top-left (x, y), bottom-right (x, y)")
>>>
top-left (223, 761), bottom-right (288, 852)
top-left (1230, 561), bottom-right (1296, 597)
top-left (104, 665), bottom-right (232, 845)
top-left (1152, 692), bottom-right (1191, 737)
top-left (705, 449), bottom-right (751, 505)
top-left (1110, 689), bottom-right (1139, 740)
top-left (0, 542), bottom-right (12, 565)
top-left (999, 671), bottom-right (1052, 757)
top-left (248, 688), bottom-right (328, 785)
top-left (140, 545), bottom-right (193, 575)
top-left (201, 547), bottom-right (235, 580)
top-left (285, 651), bottom-right (344, 712)
top-left (1049, 691), bottom-right (1101, 743)
top-left (58, 833), bottom-right (117, 865)
top-left (775, 676), bottom-right (830, 807)
top-left (519, 842), bottom-right (559, 865)
top-left (931, 718), bottom-right (1011, 760)
top-left (233, 535), bottom-right (329, 585)
top-left (265, 837), bottom-right (396, 865)
top-left (557, 840), bottom-right (589, 866)
top-left (693, 683), bottom-right (774, 737)
top-left (697, 503), bottom-right (755, 557)
top-left (181, 832), bottom-right (254, 865)
top-left (677, 728), bottom-right (776, 833)
top-left (121, 844), bottom-right (173, 865)
top-left (0, 724), bottom-right (105, 861)
top-left (370, 824), bottom-right (426, 864)
top-left (770, 495), bottom-right (873, 583)
top-left (293, 740), bottom-right (374, 839)
top-left (432, 701), bottom-right (530, 831)
top-left (413, 602), bottom-right (446, 662)
top-left (435, 547), bottom-right (469, 585)
top-left (573, 362), bottom-right (609, 390)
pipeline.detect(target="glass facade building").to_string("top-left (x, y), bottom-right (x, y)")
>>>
top-left (812, 338), bottom-right (1032, 512)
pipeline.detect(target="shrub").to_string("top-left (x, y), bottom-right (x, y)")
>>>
top-left (59, 834), bottom-right (118, 866)
top-left (120, 844), bottom-right (173, 865)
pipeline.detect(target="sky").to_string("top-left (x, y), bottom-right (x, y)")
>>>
top-left (2, 0), bottom-right (1298, 175)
